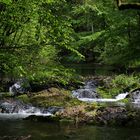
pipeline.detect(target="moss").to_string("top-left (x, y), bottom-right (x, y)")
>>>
top-left (30, 87), bottom-right (84, 107)
top-left (0, 92), bottom-right (13, 99)
top-left (120, 98), bottom-right (129, 103)
top-left (16, 94), bottom-right (30, 103)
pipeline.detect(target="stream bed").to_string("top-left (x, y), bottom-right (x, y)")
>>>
top-left (1, 64), bottom-right (140, 140)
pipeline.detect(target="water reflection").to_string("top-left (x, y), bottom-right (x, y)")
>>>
top-left (63, 63), bottom-right (114, 76)
top-left (0, 120), bottom-right (140, 140)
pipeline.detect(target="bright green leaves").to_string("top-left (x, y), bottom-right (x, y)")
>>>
top-left (77, 30), bottom-right (105, 46)
top-left (0, 0), bottom-right (83, 86)
top-left (0, 0), bottom-right (11, 4)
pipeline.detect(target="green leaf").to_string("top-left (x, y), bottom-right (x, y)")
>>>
top-left (0, 0), bottom-right (12, 4)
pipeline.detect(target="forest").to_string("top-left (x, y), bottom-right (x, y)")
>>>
top-left (0, 0), bottom-right (140, 140)
top-left (0, 0), bottom-right (140, 86)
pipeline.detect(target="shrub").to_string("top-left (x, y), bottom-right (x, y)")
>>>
top-left (97, 74), bottom-right (140, 98)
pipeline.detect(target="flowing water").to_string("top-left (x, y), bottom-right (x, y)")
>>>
top-left (72, 80), bottom-right (130, 103)
top-left (78, 92), bottom-right (129, 103)
top-left (1, 64), bottom-right (140, 139)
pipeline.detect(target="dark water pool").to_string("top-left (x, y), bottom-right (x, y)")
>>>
top-left (0, 120), bottom-right (140, 140)
top-left (63, 63), bottom-right (115, 76)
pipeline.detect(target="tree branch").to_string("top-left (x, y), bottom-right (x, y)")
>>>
top-left (117, 0), bottom-right (140, 10)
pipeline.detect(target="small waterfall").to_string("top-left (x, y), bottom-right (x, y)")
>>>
top-left (0, 99), bottom-right (62, 120)
top-left (78, 93), bottom-right (128, 103)
top-left (18, 107), bottom-right (52, 117)
top-left (72, 80), bottom-right (129, 103)
top-left (115, 92), bottom-right (129, 101)
top-left (72, 80), bottom-right (98, 98)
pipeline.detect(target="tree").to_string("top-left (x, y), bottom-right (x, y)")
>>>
top-left (0, 0), bottom-right (81, 86)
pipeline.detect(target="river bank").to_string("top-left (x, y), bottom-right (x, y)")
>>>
top-left (0, 75), bottom-right (140, 127)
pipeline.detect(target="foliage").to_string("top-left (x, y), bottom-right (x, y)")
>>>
top-left (0, 0), bottom-right (83, 86)
top-left (97, 74), bottom-right (140, 98)
top-left (93, 1), bottom-right (140, 67)
top-left (1, 0), bottom-right (140, 89)
top-left (68, 1), bottom-right (105, 62)
top-left (29, 66), bottom-right (81, 87)
top-left (66, 0), bottom-right (140, 67)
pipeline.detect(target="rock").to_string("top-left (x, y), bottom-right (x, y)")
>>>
top-left (95, 107), bottom-right (133, 126)
top-left (72, 80), bottom-right (99, 98)
top-left (0, 135), bottom-right (31, 140)
top-left (30, 88), bottom-right (82, 107)
top-left (0, 98), bottom-right (64, 116)
top-left (84, 80), bottom-right (97, 89)
top-left (0, 102), bottom-right (16, 113)
top-left (0, 99), bottom-right (38, 114)
top-left (72, 89), bottom-right (98, 98)
top-left (56, 104), bottom-right (139, 126)
top-left (44, 106), bottom-right (64, 114)
top-left (130, 89), bottom-right (140, 103)
top-left (9, 79), bottom-right (31, 96)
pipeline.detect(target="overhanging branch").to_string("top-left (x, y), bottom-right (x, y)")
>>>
top-left (117, 0), bottom-right (140, 10)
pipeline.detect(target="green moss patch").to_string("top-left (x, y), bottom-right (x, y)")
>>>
top-left (16, 94), bottom-right (30, 104)
top-left (30, 87), bottom-right (84, 107)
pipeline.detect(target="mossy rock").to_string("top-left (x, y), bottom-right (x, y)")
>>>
top-left (30, 87), bottom-right (84, 107)
top-left (56, 104), bottom-right (99, 125)
top-left (16, 94), bottom-right (30, 103)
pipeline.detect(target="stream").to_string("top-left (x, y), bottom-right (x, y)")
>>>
top-left (0, 64), bottom-right (140, 140)
top-left (0, 80), bottom-right (140, 140)
top-left (1, 120), bottom-right (140, 140)
top-left (72, 80), bottom-right (129, 103)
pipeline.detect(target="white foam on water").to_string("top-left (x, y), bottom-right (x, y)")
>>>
top-left (78, 98), bottom-right (117, 102)
top-left (78, 92), bottom-right (129, 103)
top-left (0, 112), bottom-right (53, 120)
top-left (115, 92), bottom-right (129, 100)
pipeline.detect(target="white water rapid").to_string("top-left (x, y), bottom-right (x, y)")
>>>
top-left (0, 100), bottom-right (55, 120)
top-left (0, 112), bottom-right (52, 120)
top-left (72, 80), bottom-right (130, 103)
top-left (78, 92), bottom-right (129, 103)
